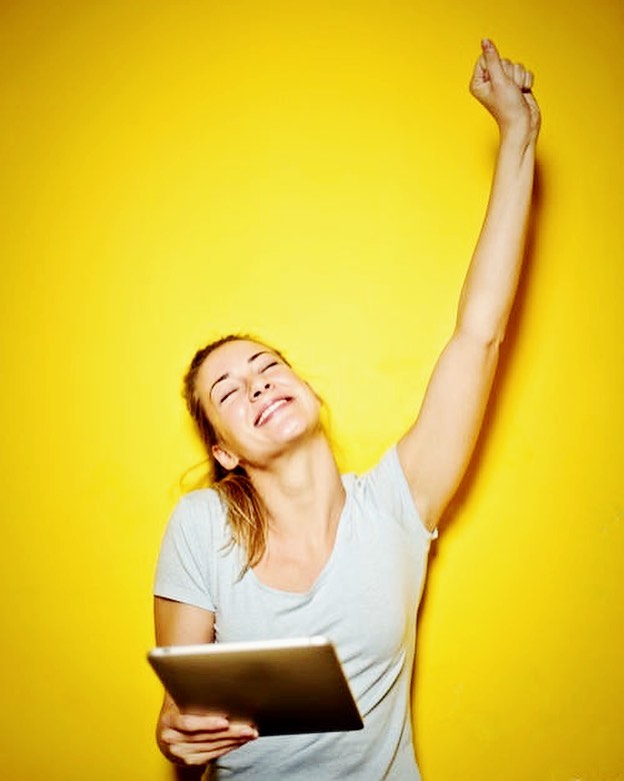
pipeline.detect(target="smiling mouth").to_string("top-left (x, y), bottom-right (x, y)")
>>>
top-left (254, 398), bottom-right (292, 427)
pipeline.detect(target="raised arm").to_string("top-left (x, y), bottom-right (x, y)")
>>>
top-left (397, 39), bottom-right (541, 531)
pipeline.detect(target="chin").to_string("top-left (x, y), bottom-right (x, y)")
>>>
top-left (268, 416), bottom-right (324, 457)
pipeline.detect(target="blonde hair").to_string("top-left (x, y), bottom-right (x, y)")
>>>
top-left (183, 334), bottom-right (291, 573)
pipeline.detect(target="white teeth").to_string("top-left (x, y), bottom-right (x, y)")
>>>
top-left (257, 399), bottom-right (288, 426)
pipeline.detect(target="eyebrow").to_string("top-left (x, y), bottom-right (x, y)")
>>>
top-left (209, 350), bottom-right (273, 396)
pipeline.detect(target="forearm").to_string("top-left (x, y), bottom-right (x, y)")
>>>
top-left (457, 129), bottom-right (536, 345)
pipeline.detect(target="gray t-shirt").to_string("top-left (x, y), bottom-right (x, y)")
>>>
top-left (154, 446), bottom-right (436, 780)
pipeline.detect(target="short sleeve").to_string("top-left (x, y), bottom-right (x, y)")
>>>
top-left (360, 446), bottom-right (438, 540)
top-left (153, 491), bottom-right (221, 612)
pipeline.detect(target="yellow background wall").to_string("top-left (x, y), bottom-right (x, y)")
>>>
top-left (1, 1), bottom-right (622, 779)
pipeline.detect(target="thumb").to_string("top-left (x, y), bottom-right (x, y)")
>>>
top-left (480, 38), bottom-right (505, 83)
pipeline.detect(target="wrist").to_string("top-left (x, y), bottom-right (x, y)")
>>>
top-left (497, 125), bottom-right (538, 163)
top-left (499, 109), bottom-right (539, 147)
top-left (500, 120), bottom-right (535, 143)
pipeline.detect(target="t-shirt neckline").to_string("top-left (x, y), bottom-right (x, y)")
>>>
top-left (247, 472), bottom-right (355, 599)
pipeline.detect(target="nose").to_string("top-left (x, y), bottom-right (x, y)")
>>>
top-left (250, 378), bottom-right (271, 400)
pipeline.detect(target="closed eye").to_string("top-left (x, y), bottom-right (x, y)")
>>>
top-left (260, 361), bottom-right (279, 372)
top-left (219, 387), bottom-right (238, 403)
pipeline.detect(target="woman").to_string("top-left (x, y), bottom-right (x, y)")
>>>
top-left (153, 39), bottom-right (541, 780)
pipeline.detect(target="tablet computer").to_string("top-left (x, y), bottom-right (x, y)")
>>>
top-left (147, 636), bottom-right (363, 736)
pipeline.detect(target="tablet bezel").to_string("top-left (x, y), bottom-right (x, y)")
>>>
top-left (147, 636), bottom-right (363, 736)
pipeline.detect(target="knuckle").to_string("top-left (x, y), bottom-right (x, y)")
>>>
top-left (159, 728), bottom-right (177, 745)
top-left (177, 714), bottom-right (192, 730)
top-left (168, 745), bottom-right (192, 765)
top-left (168, 743), bottom-right (187, 760)
top-left (186, 754), bottom-right (207, 766)
top-left (178, 713), bottom-right (201, 731)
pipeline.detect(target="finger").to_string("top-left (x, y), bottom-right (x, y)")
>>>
top-left (181, 737), bottom-right (256, 753)
top-left (171, 737), bottom-right (255, 765)
top-left (523, 69), bottom-right (534, 91)
top-left (480, 38), bottom-right (505, 82)
top-left (174, 713), bottom-right (230, 732)
top-left (513, 62), bottom-right (526, 88)
top-left (500, 58), bottom-right (513, 80)
top-left (228, 723), bottom-right (259, 739)
top-left (469, 51), bottom-right (496, 100)
top-left (163, 729), bottom-right (235, 744)
top-left (469, 53), bottom-right (489, 90)
top-left (163, 723), bottom-right (258, 744)
top-left (523, 90), bottom-right (540, 117)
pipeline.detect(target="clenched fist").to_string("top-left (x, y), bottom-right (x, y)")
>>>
top-left (470, 39), bottom-right (541, 144)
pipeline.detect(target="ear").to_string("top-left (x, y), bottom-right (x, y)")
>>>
top-left (212, 443), bottom-right (240, 471)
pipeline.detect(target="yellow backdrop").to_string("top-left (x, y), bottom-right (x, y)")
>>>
top-left (1, 1), bottom-right (622, 779)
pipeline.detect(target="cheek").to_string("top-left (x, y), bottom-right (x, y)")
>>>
top-left (299, 384), bottom-right (323, 420)
top-left (204, 401), bottom-right (236, 445)
top-left (214, 398), bottom-right (253, 445)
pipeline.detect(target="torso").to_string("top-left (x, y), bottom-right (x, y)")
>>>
top-left (154, 447), bottom-right (436, 779)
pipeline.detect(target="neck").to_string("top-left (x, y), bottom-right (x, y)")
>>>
top-left (246, 432), bottom-right (344, 541)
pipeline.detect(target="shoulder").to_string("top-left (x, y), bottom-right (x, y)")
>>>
top-left (154, 487), bottom-right (231, 610)
top-left (174, 488), bottom-right (224, 515)
top-left (350, 446), bottom-right (408, 498)
top-left (166, 487), bottom-right (229, 543)
top-left (176, 486), bottom-right (224, 515)
top-left (348, 446), bottom-right (435, 539)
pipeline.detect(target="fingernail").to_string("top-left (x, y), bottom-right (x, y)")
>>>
top-left (481, 38), bottom-right (491, 50)
top-left (241, 726), bottom-right (259, 738)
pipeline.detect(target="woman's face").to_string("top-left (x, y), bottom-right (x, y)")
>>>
top-left (195, 339), bottom-right (322, 471)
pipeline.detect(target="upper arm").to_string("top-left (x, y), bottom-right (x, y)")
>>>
top-left (154, 596), bottom-right (215, 646)
top-left (397, 329), bottom-right (500, 531)
top-left (154, 598), bottom-right (216, 717)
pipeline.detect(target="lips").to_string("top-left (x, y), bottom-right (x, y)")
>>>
top-left (254, 397), bottom-right (292, 427)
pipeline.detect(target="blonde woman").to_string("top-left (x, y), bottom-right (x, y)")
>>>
top-left (153, 39), bottom-right (541, 780)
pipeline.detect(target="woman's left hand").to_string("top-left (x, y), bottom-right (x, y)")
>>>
top-left (470, 39), bottom-right (541, 144)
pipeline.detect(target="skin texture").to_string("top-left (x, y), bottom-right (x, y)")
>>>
top-left (197, 341), bottom-right (324, 472)
top-left (154, 38), bottom-right (541, 769)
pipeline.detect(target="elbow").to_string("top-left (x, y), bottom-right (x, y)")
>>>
top-left (484, 328), bottom-right (506, 350)
top-left (456, 320), bottom-right (506, 352)
top-left (456, 296), bottom-right (510, 349)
